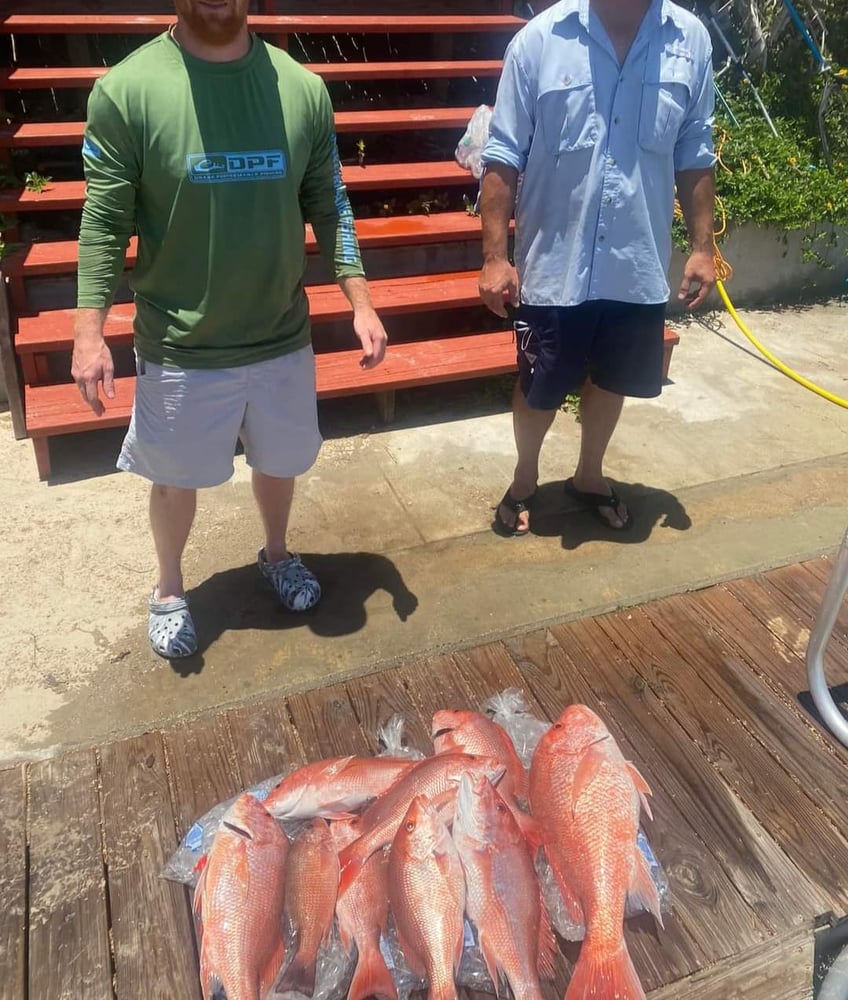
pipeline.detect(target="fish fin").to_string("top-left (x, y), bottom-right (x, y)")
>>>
top-left (338, 844), bottom-right (365, 898)
top-left (191, 854), bottom-right (208, 927)
top-left (625, 762), bottom-right (653, 821)
top-left (477, 928), bottom-right (503, 996)
top-left (514, 808), bottom-right (544, 851)
top-left (537, 890), bottom-right (558, 981)
top-left (571, 747), bottom-right (607, 814)
top-left (553, 866), bottom-right (586, 937)
top-left (278, 946), bottom-right (318, 998)
top-left (338, 919), bottom-right (355, 957)
top-left (565, 939), bottom-right (646, 1000)
top-left (348, 944), bottom-right (398, 1000)
top-left (261, 937), bottom-right (287, 996)
top-left (199, 968), bottom-right (224, 1000)
top-left (628, 845), bottom-right (664, 929)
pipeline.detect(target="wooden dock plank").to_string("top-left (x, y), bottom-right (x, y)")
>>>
top-left (679, 585), bottom-right (848, 765)
top-left (345, 667), bottom-right (432, 757)
top-left (162, 715), bottom-right (244, 841)
top-left (725, 573), bottom-right (848, 684)
top-left (621, 601), bottom-right (848, 912)
top-left (685, 583), bottom-right (843, 743)
top-left (486, 636), bottom-right (745, 990)
top-left (27, 750), bottom-right (113, 1000)
top-left (99, 734), bottom-right (200, 999)
top-left (646, 922), bottom-right (813, 1000)
top-left (287, 683), bottom-right (372, 758)
top-left (768, 561), bottom-right (848, 640)
top-left (225, 699), bottom-right (306, 789)
top-left (0, 767), bottom-right (26, 1000)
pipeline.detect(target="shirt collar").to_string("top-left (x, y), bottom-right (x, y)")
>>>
top-left (552, 0), bottom-right (683, 29)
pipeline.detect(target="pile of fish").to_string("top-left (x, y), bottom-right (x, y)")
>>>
top-left (184, 701), bottom-right (664, 1000)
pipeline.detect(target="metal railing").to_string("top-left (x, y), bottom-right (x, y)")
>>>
top-left (806, 525), bottom-right (848, 748)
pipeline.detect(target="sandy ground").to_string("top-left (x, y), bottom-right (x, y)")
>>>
top-left (1, 299), bottom-right (847, 761)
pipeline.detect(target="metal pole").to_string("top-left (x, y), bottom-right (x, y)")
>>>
top-left (806, 525), bottom-right (848, 748)
top-left (705, 13), bottom-right (780, 136)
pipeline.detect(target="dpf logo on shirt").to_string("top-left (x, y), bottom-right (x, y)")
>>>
top-left (186, 150), bottom-right (286, 183)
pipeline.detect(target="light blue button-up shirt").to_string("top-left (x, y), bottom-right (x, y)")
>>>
top-left (482, 0), bottom-right (715, 306)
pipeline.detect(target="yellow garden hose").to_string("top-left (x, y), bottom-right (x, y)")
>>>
top-left (679, 181), bottom-right (848, 410)
top-left (714, 276), bottom-right (848, 409)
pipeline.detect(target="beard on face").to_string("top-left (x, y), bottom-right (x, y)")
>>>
top-left (173, 0), bottom-right (249, 46)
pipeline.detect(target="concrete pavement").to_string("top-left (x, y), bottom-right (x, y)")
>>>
top-left (1, 299), bottom-right (846, 762)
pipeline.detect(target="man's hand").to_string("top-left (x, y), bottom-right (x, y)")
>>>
top-left (71, 324), bottom-right (115, 416)
top-left (479, 257), bottom-right (519, 318)
top-left (353, 306), bottom-right (388, 369)
top-left (678, 250), bottom-right (716, 311)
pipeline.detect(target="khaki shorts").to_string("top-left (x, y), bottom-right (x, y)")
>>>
top-left (118, 345), bottom-right (323, 488)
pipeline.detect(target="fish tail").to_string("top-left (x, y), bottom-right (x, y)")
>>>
top-left (348, 944), bottom-right (398, 1000)
top-left (565, 939), bottom-right (645, 1000)
top-left (278, 949), bottom-right (318, 998)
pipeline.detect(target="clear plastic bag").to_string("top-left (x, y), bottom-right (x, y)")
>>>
top-left (455, 104), bottom-right (493, 180)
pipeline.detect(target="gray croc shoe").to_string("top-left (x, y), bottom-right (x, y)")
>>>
top-left (258, 550), bottom-right (321, 611)
top-left (148, 591), bottom-right (197, 658)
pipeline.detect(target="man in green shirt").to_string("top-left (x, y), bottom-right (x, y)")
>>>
top-left (71, 0), bottom-right (388, 659)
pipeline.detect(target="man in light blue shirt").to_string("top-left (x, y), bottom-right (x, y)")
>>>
top-left (480, 0), bottom-right (716, 536)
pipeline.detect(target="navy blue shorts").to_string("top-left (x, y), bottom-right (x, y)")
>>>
top-left (514, 299), bottom-right (667, 410)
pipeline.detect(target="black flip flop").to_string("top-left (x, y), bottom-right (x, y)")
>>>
top-left (493, 488), bottom-right (536, 537)
top-left (564, 478), bottom-right (632, 531)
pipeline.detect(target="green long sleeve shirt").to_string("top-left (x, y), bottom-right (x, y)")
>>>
top-left (77, 32), bottom-right (365, 369)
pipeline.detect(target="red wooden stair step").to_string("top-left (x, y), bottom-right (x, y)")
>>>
top-left (23, 330), bottom-right (520, 437)
top-left (0, 162), bottom-right (474, 214)
top-left (4, 212), bottom-right (500, 279)
top-left (14, 271), bottom-right (489, 354)
top-left (0, 108), bottom-right (481, 149)
top-left (0, 61), bottom-right (503, 90)
top-left (0, 14), bottom-right (523, 35)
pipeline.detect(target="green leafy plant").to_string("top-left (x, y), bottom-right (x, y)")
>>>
top-left (24, 171), bottom-right (51, 193)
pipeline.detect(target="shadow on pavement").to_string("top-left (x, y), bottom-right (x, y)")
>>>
top-left (168, 550), bottom-right (419, 675)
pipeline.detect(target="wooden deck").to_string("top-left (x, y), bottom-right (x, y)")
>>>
top-left (4, 556), bottom-right (847, 999)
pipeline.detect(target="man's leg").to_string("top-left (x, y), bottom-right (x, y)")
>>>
top-left (252, 470), bottom-right (295, 563)
top-left (150, 484), bottom-right (197, 600)
top-left (497, 381), bottom-right (558, 533)
top-left (572, 379), bottom-right (627, 528)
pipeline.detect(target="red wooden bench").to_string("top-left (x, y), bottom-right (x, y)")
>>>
top-left (0, 6), bottom-right (679, 480)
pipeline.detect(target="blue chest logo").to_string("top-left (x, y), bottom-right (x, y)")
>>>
top-left (186, 150), bottom-right (286, 184)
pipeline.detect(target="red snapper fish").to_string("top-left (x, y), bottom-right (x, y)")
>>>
top-left (432, 708), bottom-right (538, 842)
top-left (337, 752), bottom-right (506, 896)
top-left (388, 795), bottom-right (466, 1000)
top-left (529, 705), bottom-right (662, 1000)
top-left (452, 773), bottom-right (556, 1000)
top-left (193, 793), bottom-right (288, 1000)
top-left (263, 755), bottom-right (415, 821)
top-left (278, 817), bottom-right (340, 997)
top-left (330, 818), bottom-right (397, 1000)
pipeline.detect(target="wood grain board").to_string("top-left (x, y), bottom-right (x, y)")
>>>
top-left (9, 557), bottom-right (847, 998)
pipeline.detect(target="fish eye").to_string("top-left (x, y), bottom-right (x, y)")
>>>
top-left (496, 804), bottom-right (506, 813)
top-left (405, 821), bottom-right (415, 832)
top-left (553, 723), bottom-right (562, 730)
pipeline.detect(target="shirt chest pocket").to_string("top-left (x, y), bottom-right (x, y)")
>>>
top-left (539, 77), bottom-right (598, 155)
top-left (638, 57), bottom-right (693, 154)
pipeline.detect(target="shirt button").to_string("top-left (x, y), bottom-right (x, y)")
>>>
top-left (614, 116), bottom-right (621, 124)
top-left (599, 235), bottom-right (606, 242)
top-left (609, 157), bottom-right (617, 166)
top-left (604, 195), bottom-right (612, 204)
